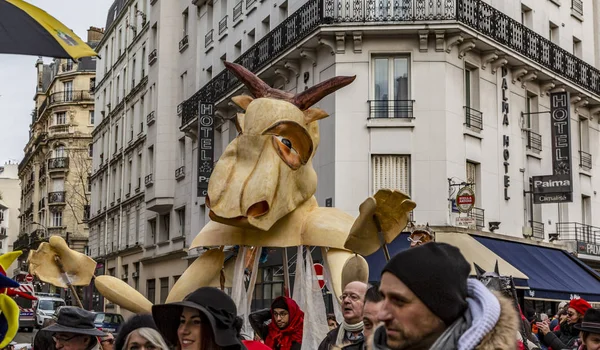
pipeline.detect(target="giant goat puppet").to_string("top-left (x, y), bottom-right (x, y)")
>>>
top-left (27, 62), bottom-right (416, 348)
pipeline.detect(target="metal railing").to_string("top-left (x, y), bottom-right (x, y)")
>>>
top-left (579, 150), bottom-right (592, 170)
top-left (556, 222), bottom-right (600, 245)
top-left (467, 207), bottom-right (485, 230)
top-left (177, 103), bottom-right (183, 116)
top-left (233, 1), bottom-right (243, 20)
top-left (145, 174), bottom-right (154, 187)
top-left (572, 0), bottom-right (583, 16)
top-left (175, 166), bottom-right (185, 179)
top-left (48, 191), bottom-right (66, 204)
top-left (526, 130), bottom-right (542, 153)
top-left (38, 90), bottom-right (93, 117)
top-left (205, 29), bottom-right (214, 48)
top-left (179, 35), bottom-right (189, 52)
top-left (368, 100), bottom-right (415, 119)
top-left (147, 111), bottom-right (156, 125)
top-left (529, 220), bottom-right (544, 239)
top-left (464, 107), bottom-right (483, 132)
top-left (48, 157), bottom-right (69, 170)
top-left (219, 16), bottom-right (228, 35)
top-left (149, 49), bottom-right (158, 65)
top-left (247, 0), bottom-right (257, 9)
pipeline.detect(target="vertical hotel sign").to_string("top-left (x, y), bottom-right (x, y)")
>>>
top-left (532, 91), bottom-right (573, 204)
top-left (197, 102), bottom-right (215, 197)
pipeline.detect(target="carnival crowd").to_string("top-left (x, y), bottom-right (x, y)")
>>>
top-left (17, 243), bottom-right (600, 350)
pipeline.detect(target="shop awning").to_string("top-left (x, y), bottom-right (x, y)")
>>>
top-left (365, 232), bottom-right (528, 285)
top-left (475, 236), bottom-right (600, 302)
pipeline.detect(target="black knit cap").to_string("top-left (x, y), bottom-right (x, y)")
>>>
top-left (271, 297), bottom-right (289, 311)
top-left (382, 242), bottom-right (470, 325)
top-left (114, 314), bottom-right (158, 350)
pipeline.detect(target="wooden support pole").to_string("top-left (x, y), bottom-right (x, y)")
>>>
top-left (282, 247), bottom-right (290, 297)
top-left (373, 215), bottom-right (391, 262)
top-left (54, 256), bottom-right (83, 309)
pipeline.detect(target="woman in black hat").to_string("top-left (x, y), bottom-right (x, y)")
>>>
top-left (574, 308), bottom-right (600, 350)
top-left (152, 287), bottom-right (246, 350)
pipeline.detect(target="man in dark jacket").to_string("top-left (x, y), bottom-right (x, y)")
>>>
top-left (249, 296), bottom-right (304, 350)
top-left (343, 283), bottom-right (384, 350)
top-left (318, 281), bottom-right (368, 350)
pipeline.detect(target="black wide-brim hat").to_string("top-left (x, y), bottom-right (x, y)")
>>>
top-left (152, 287), bottom-right (244, 349)
top-left (574, 308), bottom-right (600, 333)
top-left (42, 306), bottom-right (105, 337)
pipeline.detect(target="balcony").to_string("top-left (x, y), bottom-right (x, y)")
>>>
top-left (219, 16), bottom-right (228, 35)
top-left (145, 173), bottom-right (154, 187)
top-left (147, 111), bottom-right (156, 125)
top-left (48, 157), bottom-right (69, 170)
top-left (49, 124), bottom-right (70, 135)
top-left (368, 100), bottom-right (415, 119)
top-left (467, 207), bottom-right (485, 230)
top-left (205, 29), bottom-right (214, 48)
top-left (48, 191), bottom-right (66, 204)
top-left (556, 222), bottom-right (600, 245)
top-left (529, 220), bottom-right (545, 239)
top-left (38, 90), bottom-right (93, 117)
top-left (233, 1), bottom-right (243, 21)
top-left (246, 0), bottom-right (257, 9)
top-left (579, 150), bottom-right (592, 171)
top-left (526, 130), bottom-right (542, 153)
top-left (177, 103), bottom-right (183, 116)
top-left (179, 35), bottom-right (189, 52)
top-left (464, 107), bottom-right (483, 132)
top-left (149, 49), bottom-right (158, 65)
top-left (175, 166), bottom-right (185, 180)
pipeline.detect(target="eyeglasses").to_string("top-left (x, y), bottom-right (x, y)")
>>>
top-left (53, 334), bottom-right (81, 343)
top-left (339, 293), bottom-right (361, 302)
top-left (273, 311), bottom-right (289, 319)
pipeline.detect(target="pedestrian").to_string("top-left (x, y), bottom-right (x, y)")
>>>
top-left (41, 306), bottom-right (105, 350)
top-left (99, 332), bottom-right (114, 350)
top-left (343, 283), bottom-right (384, 350)
top-left (327, 314), bottom-right (339, 332)
top-left (538, 298), bottom-right (592, 350)
top-left (114, 314), bottom-right (168, 350)
top-left (152, 287), bottom-right (246, 350)
top-left (33, 326), bottom-right (57, 350)
top-left (318, 281), bottom-right (368, 350)
top-left (373, 242), bottom-right (518, 350)
top-left (249, 296), bottom-right (304, 350)
top-left (573, 308), bottom-right (600, 350)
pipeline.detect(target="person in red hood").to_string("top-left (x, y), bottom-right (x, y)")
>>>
top-left (249, 296), bottom-right (304, 350)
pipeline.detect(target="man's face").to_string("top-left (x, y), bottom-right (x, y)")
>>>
top-left (273, 308), bottom-right (290, 329)
top-left (363, 300), bottom-right (383, 340)
top-left (53, 332), bottom-right (90, 350)
top-left (341, 282), bottom-right (367, 324)
top-left (378, 273), bottom-right (446, 350)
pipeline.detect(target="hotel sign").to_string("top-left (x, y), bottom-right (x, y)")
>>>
top-left (532, 91), bottom-right (573, 204)
top-left (197, 102), bottom-right (215, 197)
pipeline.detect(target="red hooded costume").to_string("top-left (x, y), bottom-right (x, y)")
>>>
top-left (265, 297), bottom-right (304, 350)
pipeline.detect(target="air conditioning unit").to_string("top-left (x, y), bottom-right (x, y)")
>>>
top-left (132, 271), bottom-right (139, 278)
top-left (522, 227), bottom-right (533, 237)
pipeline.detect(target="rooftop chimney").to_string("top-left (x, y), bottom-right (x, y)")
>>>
top-left (87, 26), bottom-right (105, 44)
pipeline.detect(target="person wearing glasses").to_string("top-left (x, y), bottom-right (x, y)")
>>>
top-left (41, 306), bottom-right (105, 350)
top-left (318, 281), bottom-right (368, 350)
top-left (538, 298), bottom-right (592, 350)
top-left (249, 296), bottom-right (304, 350)
top-left (99, 333), bottom-right (114, 350)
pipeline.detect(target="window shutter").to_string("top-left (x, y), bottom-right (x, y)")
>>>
top-left (372, 155), bottom-right (410, 195)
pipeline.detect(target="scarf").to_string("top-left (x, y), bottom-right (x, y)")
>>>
top-left (265, 297), bottom-right (304, 350)
top-left (335, 320), bottom-right (364, 346)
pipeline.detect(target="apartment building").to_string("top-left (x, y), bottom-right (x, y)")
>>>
top-left (0, 163), bottom-right (21, 254)
top-left (14, 28), bottom-right (103, 287)
top-left (177, 0), bottom-right (600, 305)
top-left (89, 0), bottom-right (199, 314)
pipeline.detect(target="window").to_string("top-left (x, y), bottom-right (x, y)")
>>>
top-left (132, 58), bottom-right (137, 87)
top-left (582, 195), bottom-right (591, 225)
top-left (116, 75), bottom-right (120, 102)
top-left (464, 64), bottom-right (480, 109)
top-left (90, 78), bottom-right (96, 91)
top-left (573, 37), bottom-right (582, 58)
top-left (118, 28), bottom-right (123, 56)
top-left (55, 112), bottom-right (66, 125)
top-left (521, 5), bottom-right (532, 28)
top-left (55, 145), bottom-right (65, 158)
top-left (179, 138), bottom-right (186, 166)
top-left (579, 117), bottom-right (590, 153)
top-left (89, 110), bottom-right (95, 125)
top-left (63, 81), bottom-right (73, 101)
top-left (159, 213), bottom-right (170, 242)
top-left (135, 207), bottom-right (140, 243)
top-left (51, 211), bottom-right (63, 227)
top-left (134, 262), bottom-right (140, 290)
top-left (373, 56), bottom-right (410, 118)
top-left (122, 264), bottom-right (129, 280)
top-left (279, 0), bottom-right (288, 20)
top-left (372, 155), bottom-right (410, 195)
top-left (159, 277), bottom-right (169, 304)
top-left (180, 72), bottom-right (188, 102)
top-left (125, 210), bottom-right (131, 246)
top-left (549, 22), bottom-right (559, 44)
top-left (176, 207), bottom-right (185, 237)
top-left (137, 152), bottom-right (143, 187)
top-left (147, 146), bottom-right (154, 173)
top-left (130, 104), bottom-right (135, 140)
top-left (114, 123), bottom-right (119, 151)
top-left (146, 279), bottom-right (156, 303)
top-left (141, 47), bottom-right (146, 77)
top-left (234, 40), bottom-right (242, 60)
top-left (182, 8), bottom-right (189, 36)
top-left (148, 218), bottom-right (156, 244)
top-left (466, 161), bottom-right (479, 204)
top-left (247, 29), bottom-right (255, 48)
top-left (89, 143), bottom-right (93, 157)
top-left (261, 16), bottom-right (270, 37)
top-left (140, 96), bottom-right (145, 133)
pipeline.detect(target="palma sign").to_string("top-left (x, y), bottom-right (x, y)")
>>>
top-left (456, 186), bottom-right (475, 213)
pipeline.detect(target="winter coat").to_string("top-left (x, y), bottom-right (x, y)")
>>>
top-left (249, 309), bottom-right (301, 350)
top-left (370, 291), bottom-right (518, 350)
top-left (541, 321), bottom-right (580, 350)
top-left (318, 326), bottom-right (365, 350)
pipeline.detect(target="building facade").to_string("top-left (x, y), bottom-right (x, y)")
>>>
top-left (0, 163), bottom-right (22, 254)
top-left (178, 0), bottom-right (600, 288)
top-left (89, 0), bottom-right (200, 315)
top-left (14, 28), bottom-right (103, 284)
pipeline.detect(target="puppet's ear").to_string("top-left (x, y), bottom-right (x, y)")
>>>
top-left (0, 294), bottom-right (19, 348)
top-left (304, 108), bottom-right (329, 124)
top-left (231, 95), bottom-right (254, 110)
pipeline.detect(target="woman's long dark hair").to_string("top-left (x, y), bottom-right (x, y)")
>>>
top-left (33, 330), bottom-right (56, 350)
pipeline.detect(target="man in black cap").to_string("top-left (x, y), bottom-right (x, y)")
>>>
top-left (42, 306), bottom-right (105, 350)
top-left (372, 242), bottom-right (518, 350)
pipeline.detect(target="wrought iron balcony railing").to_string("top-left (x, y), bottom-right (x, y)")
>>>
top-left (464, 106), bottom-right (483, 132)
top-left (247, 0), bottom-right (257, 9)
top-left (219, 16), bottom-right (228, 35)
top-left (175, 166), bottom-right (185, 180)
top-left (526, 130), bottom-right (542, 153)
top-left (38, 90), bottom-right (93, 117)
top-left (529, 220), bottom-right (544, 239)
top-left (149, 49), bottom-right (158, 65)
top-left (48, 191), bottom-right (66, 204)
top-left (179, 35), bottom-right (189, 52)
top-left (579, 150), bottom-right (592, 171)
top-left (572, 0), bottom-right (583, 17)
top-left (233, 1), bottom-right (243, 21)
top-left (48, 157), bottom-right (69, 170)
top-left (556, 222), bottom-right (600, 245)
top-left (368, 100), bottom-right (415, 119)
top-left (145, 173), bottom-right (154, 187)
top-left (147, 111), bottom-right (156, 125)
top-left (205, 29), bottom-right (214, 48)
top-left (467, 207), bottom-right (485, 230)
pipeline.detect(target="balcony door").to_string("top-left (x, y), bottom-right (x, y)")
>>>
top-left (54, 145), bottom-right (65, 158)
top-left (63, 81), bottom-right (73, 102)
top-left (373, 56), bottom-right (410, 118)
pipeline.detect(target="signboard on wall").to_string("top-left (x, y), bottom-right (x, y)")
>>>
top-left (532, 91), bottom-right (573, 204)
top-left (577, 241), bottom-right (600, 257)
top-left (456, 186), bottom-right (475, 213)
top-left (197, 102), bottom-right (215, 197)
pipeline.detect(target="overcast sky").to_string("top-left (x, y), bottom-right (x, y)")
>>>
top-left (0, 0), bottom-right (113, 166)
